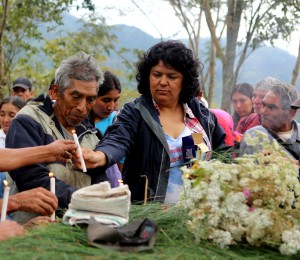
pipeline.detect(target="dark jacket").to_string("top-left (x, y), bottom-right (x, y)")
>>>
top-left (96, 95), bottom-right (226, 202)
top-left (6, 95), bottom-right (107, 209)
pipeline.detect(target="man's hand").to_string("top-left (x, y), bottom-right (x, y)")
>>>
top-left (45, 140), bottom-right (78, 163)
top-left (0, 220), bottom-right (25, 241)
top-left (8, 187), bottom-right (58, 216)
top-left (72, 148), bottom-right (106, 170)
top-left (23, 216), bottom-right (57, 230)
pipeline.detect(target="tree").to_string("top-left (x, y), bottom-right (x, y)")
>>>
top-left (43, 12), bottom-right (140, 91)
top-left (0, 0), bottom-right (95, 98)
top-left (166, 0), bottom-right (300, 111)
top-left (167, 0), bottom-right (223, 105)
top-left (291, 39), bottom-right (300, 87)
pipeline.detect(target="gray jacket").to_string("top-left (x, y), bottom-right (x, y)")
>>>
top-left (239, 120), bottom-right (300, 160)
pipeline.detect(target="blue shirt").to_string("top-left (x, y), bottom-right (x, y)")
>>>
top-left (95, 112), bottom-right (116, 136)
top-left (95, 112), bottom-right (125, 164)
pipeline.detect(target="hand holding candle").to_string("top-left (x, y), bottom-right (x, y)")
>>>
top-left (49, 172), bottom-right (56, 221)
top-left (72, 129), bottom-right (87, 172)
top-left (1, 180), bottom-right (10, 222)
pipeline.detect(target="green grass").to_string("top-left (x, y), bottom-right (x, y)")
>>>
top-left (0, 204), bottom-right (297, 259)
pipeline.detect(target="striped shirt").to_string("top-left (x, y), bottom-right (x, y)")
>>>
top-left (152, 100), bottom-right (212, 150)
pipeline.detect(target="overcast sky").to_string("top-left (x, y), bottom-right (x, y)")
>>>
top-left (72, 0), bottom-right (299, 57)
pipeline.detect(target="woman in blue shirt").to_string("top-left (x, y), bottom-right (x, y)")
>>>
top-left (89, 71), bottom-right (124, 184)
top-left (92, 71), bottom-right (121, 136)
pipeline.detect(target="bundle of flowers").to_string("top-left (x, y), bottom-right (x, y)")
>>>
top-left (180, 132), bottom-right (300, 255)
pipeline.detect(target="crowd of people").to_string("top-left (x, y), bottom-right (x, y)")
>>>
top-left (0, 40), bottom-right (299, 241)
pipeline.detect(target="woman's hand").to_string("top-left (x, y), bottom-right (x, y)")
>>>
top-left (72, 148), bottom-right (107, 170)
top-left (45, 140), bottom-right (78, 163)
top-left (8, 187), bottom-right (58, 216)
top-left (0, 220), bottom-right (25, 241)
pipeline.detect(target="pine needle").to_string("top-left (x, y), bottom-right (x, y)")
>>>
top-left (0, 204), bottom-right (298, 259)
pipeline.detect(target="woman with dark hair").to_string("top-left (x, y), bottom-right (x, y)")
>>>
top-left (91, 71), bottom-right (121, 135)
top-left (0, 96), bottom-right (26, 147)
top-left (231, 83), bottom-right (259, 133)
top-left (0, 96), bottom-right (26, 198)
top-left (76, 40), bottom-right (225, 204)
top-left (90, 71), bottom-right (123, 187)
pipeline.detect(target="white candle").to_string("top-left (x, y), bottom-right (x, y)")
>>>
top-left (1, 180), bottom-right (10, 222)
top-left (49, 172), bottom-right (56, 221)
top-left (118, 179), bottom-right (124, 187)
top-left (72, 130), bottom-right (87, 172)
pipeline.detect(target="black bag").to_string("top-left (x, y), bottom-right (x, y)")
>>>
top-left (87, 217), bottom-right (158, 252)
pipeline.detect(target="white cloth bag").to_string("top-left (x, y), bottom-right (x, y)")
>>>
top-left (63, 182), bottom-right (131, 227)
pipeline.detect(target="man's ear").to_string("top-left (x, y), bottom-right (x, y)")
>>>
top-left (51, 84), bottom-right (60, 100)
top-left (290, 108), bottom-right (297, 118)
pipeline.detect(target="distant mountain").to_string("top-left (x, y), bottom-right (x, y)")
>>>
top-left (37, 13), bottom-right (299, 105)
top-left (106, 25), bottom-right (300, 98)
top-left (110, 24), bottom-right (157, 50)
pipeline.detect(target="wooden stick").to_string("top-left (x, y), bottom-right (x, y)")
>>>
top-left (141, 175), bottom-right (148, 205)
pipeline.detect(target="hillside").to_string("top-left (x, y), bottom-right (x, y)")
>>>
top-left (37, 13), bottom-right (299, 105)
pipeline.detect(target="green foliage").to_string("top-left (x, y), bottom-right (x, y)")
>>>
top-left (42, 12), bottom-right (140, 101)
top-left (0, 0), bottom-right (96, 97)
top-left (0, 204), bottom-right (298, 259)
top-left (242, 0), bottom-right (300, 50)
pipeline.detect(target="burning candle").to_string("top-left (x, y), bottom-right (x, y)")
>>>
top-left (72, 129), bottom-right (87, 172)
top-left (118, 179), bottom-right (124, 187)
top-left (1, 180), bottom-right (10, 222)
top-left (49, 172), bottom-right (56, 221)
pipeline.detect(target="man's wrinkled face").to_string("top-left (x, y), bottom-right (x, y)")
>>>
top-left (260, 91), bottom-right (293, 132)
top-left (252, 89), bottom-right (267, 115)
top-left (52, 79), bottom-right (98, 130)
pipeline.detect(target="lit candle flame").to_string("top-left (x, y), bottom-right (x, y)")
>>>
top-left (71, 129), bottom-right (75, 134)
top-left (184, 173), bottom-right (190, 179)
top-left (118, 179), bottom-right (124, 185)
top-left (3, 180), bottom-right (8, 187)
top-left (49, 172), bottom-right (54, 178)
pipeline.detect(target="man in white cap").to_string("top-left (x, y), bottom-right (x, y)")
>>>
top-left (11, 77), bottom-right (33, 101)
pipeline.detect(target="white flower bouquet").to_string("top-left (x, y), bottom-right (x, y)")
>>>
top-left (180, 132), bottom-right (300, 255)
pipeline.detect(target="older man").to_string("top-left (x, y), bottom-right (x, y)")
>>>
top-left (240, 82), bottom-right (299, 160)
top-left (235, 77), bottom-right (282, 134)
top-left (252, 76), bottom-right (282, 115)
top-left (6, 52), bottom-right (107, 222)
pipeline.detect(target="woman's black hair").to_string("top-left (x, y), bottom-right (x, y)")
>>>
top-left (231, 83), bottom-right (254, 129)
top-left (0, 96), bottom-right (26, 111)
top-left (97, 71), bottom-right (121, 97)
top-left (136, 40), bottom-right (203, 103)
top-left (89, 71), bottom-right (121, 126)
